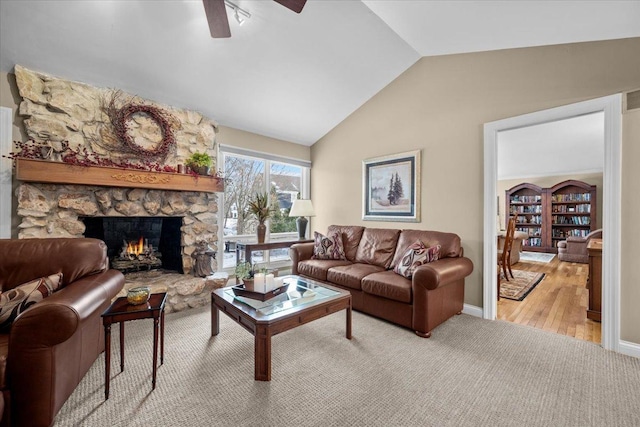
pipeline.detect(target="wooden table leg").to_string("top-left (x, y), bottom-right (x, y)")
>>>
top-left (152, 316), bottom-right (159, 390)
top-left (346, 303), bottom-right (352, 340)
top-left (254, 325), bottom-right (271, 381)
top-left (160, 309), bottom-right (165, 366)
top-left (119, 322), bottom-right (125, 372)
top-left (211, 298), bottom-right (220, 336)
top-left (104, 323), bottom-right (111, 400)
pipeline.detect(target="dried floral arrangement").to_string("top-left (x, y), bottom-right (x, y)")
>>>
top-left (3, 140), bottom-right (176, 172)
top-left (3, 140), bottom-right (226, 178)
top-left (103, 91), bottom-right (177, 158)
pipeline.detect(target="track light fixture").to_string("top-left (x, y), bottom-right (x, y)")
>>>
top-left (224, 0), bottom-right (251, 25)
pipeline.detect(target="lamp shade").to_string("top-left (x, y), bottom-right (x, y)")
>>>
top-left (289, 199), bottom-right (315, 217)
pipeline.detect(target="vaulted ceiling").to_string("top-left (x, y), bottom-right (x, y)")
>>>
top-left (1, 1), bottom-right (638, 146)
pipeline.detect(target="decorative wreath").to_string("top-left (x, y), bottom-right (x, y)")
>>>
top-left (106, 93), bottom-right (176, 158)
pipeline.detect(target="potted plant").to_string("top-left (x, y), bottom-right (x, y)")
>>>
top-left (185, 152), bottom-right (213, 176)
top-left (235, 261), bottom-right (255, 289)
top-left (247, 192), bottom-right (274, 243)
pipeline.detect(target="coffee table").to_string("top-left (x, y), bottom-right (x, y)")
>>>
top-left (211, 275), bottom-right (352, 381)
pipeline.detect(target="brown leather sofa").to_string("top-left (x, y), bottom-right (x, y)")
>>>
top-left (290, 226), bottom-right (473, 338)
top-left (557, 229), bottom-right (603, 263)
top-left (0, 238), bottom-right (124, 427)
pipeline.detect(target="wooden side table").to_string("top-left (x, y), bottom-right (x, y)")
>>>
top-left (235, 238), bottom-right (313, 268)
top-left (587, 238), bottom-right (602, 322)
top-left (101, 292), bottom-right (167, 399)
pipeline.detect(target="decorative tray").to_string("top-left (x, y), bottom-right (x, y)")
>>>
top-left (231, 284), bottom-right (289, 302)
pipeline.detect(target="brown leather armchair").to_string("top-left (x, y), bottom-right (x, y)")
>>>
top-left (557, 229), bottom-right (603, 263)
top-left (0, 238), bottom-right (124, 427)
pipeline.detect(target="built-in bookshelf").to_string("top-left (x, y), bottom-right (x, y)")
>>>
top-left (506, 180), bottom-right (597, 253)
top-left (506, 183), bottom-right (547, 252)
top-left (549, 180), bottom-right (597, 250)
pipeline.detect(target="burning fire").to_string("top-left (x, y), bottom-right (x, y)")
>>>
top-left (126, 237), bottom-right (145, 256)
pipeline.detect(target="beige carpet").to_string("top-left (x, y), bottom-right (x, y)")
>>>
top-left (54, 305), bottom-right (640, 427)
top-left (499, 270), bottom-right (545, 301)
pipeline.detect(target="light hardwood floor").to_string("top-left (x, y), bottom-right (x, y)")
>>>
top-left (497, 256), bottom-right (601, 344)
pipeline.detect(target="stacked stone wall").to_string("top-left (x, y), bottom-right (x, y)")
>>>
top-left (13, 65), bottom-right (220, 278)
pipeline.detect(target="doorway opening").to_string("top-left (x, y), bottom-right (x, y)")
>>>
top-left (483, 94), bottom-right (622, 351)
top-left (496, 112), bottom-right (604, 343)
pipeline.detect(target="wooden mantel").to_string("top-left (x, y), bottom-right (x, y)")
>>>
top-left (15, 158), bottom-right (224, 193)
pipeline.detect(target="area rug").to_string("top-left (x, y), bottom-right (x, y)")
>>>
top-left (519, 251), bottom-right (556, 263)
top-left (500, 270), bottom-right (545, 301)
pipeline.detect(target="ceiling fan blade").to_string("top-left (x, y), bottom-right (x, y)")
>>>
top-left (273, 0), bottom-right (306, 14)
top-left (203, 0), bottom-right (231, 38)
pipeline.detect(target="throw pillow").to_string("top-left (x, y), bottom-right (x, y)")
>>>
top-left (312, 231), bottom-right (347, 260)
top-left (393, 241), bottom-right (441, 279)
top-left (0, 272), bottom-right (62, 330)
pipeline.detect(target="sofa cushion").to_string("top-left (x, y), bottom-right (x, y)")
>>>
top-left (393, 241), bottom-right (441, 279)
top-left (391, 230), bottom-right (461, 268)
top-left (327, 263), bottom-right (384, 290)
top-left (298, 259), bottom-right (352, 282)
top-left (312, 231), bottom-right (347, 260)
top-left (327, 225), bottom-right (365, 261)
top-left (362, 270), bottom-right (412, 304)
top-left (354, 228), bottom-right (401, 268)
top-left (0, 272), bottom-right (62, 330)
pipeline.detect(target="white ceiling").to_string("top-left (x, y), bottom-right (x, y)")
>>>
top-left (1, 1), bottom-right (639, 146)
top-left (497, 111), bottom-right (604, 181)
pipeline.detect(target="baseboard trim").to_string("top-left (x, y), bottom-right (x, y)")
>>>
top-left (619, 340), bottom-right (640, 359)
top-left (462, 304), bottom-right (483, 318)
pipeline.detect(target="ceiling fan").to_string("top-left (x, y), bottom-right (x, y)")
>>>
top-left (203, 0), bottom-right (307, 38)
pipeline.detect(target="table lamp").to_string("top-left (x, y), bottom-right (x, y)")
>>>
top-left (289, 199), bottom-right (315, 239)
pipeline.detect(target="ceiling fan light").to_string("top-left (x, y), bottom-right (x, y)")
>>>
top-left (234, 8), bottom-right (244, 25)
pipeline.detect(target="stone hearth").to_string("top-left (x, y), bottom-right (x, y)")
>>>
top-left (118, 270), bottom-right (230, 314)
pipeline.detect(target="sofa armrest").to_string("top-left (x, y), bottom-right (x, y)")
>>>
top-left (412, 257), bottom-right (474, 291)
top-left (9, 269), bottom-right (124, 348)
top-left (289, 243), bottom-right (314, 275)
top-left (7, 269), bottom-right (123, 427)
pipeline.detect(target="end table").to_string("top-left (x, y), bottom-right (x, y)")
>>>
top-left (101, 292), bottom-right (167, 399)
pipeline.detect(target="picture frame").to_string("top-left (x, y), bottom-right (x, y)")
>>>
top-left (362, 150), bottom-right (421, 222)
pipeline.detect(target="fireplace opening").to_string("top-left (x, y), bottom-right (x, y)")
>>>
top-left (82, 217), bottom-right (183, 274)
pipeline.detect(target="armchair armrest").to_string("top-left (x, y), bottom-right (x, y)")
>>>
top-left (6, 269), bottom-right (123, 427)
top-left (289, 243), bottom-right (314, 275)
top-left (9, 269), bottom-right (124, 348)
top-left (566, 235), bottom-right (589, 243)
top-left (412, 257), bottom-right (474, 291)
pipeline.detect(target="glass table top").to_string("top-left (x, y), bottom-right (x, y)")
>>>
top-left (222, 276), bottom-right (341, 317)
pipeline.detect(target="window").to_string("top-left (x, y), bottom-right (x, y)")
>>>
top-left (218, 147), bottom-right (310, 271)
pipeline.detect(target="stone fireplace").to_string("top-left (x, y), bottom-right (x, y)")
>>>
top-left (16, 183), bottom-right (217, 275)
top-left (12, 65), bottom-right (228, 313)
top-left (15, 183), bottom-right (224, 313)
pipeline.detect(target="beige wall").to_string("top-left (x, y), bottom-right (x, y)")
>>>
top-left (498, 173), bottom-right (603, 230)
top-left (311, 38), bottom-right (640, 344)
top-left (217, 125), bottom-right (310, 162)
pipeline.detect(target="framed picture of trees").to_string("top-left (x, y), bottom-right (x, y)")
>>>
top-left (362, 150), bottom-right (421, 222)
